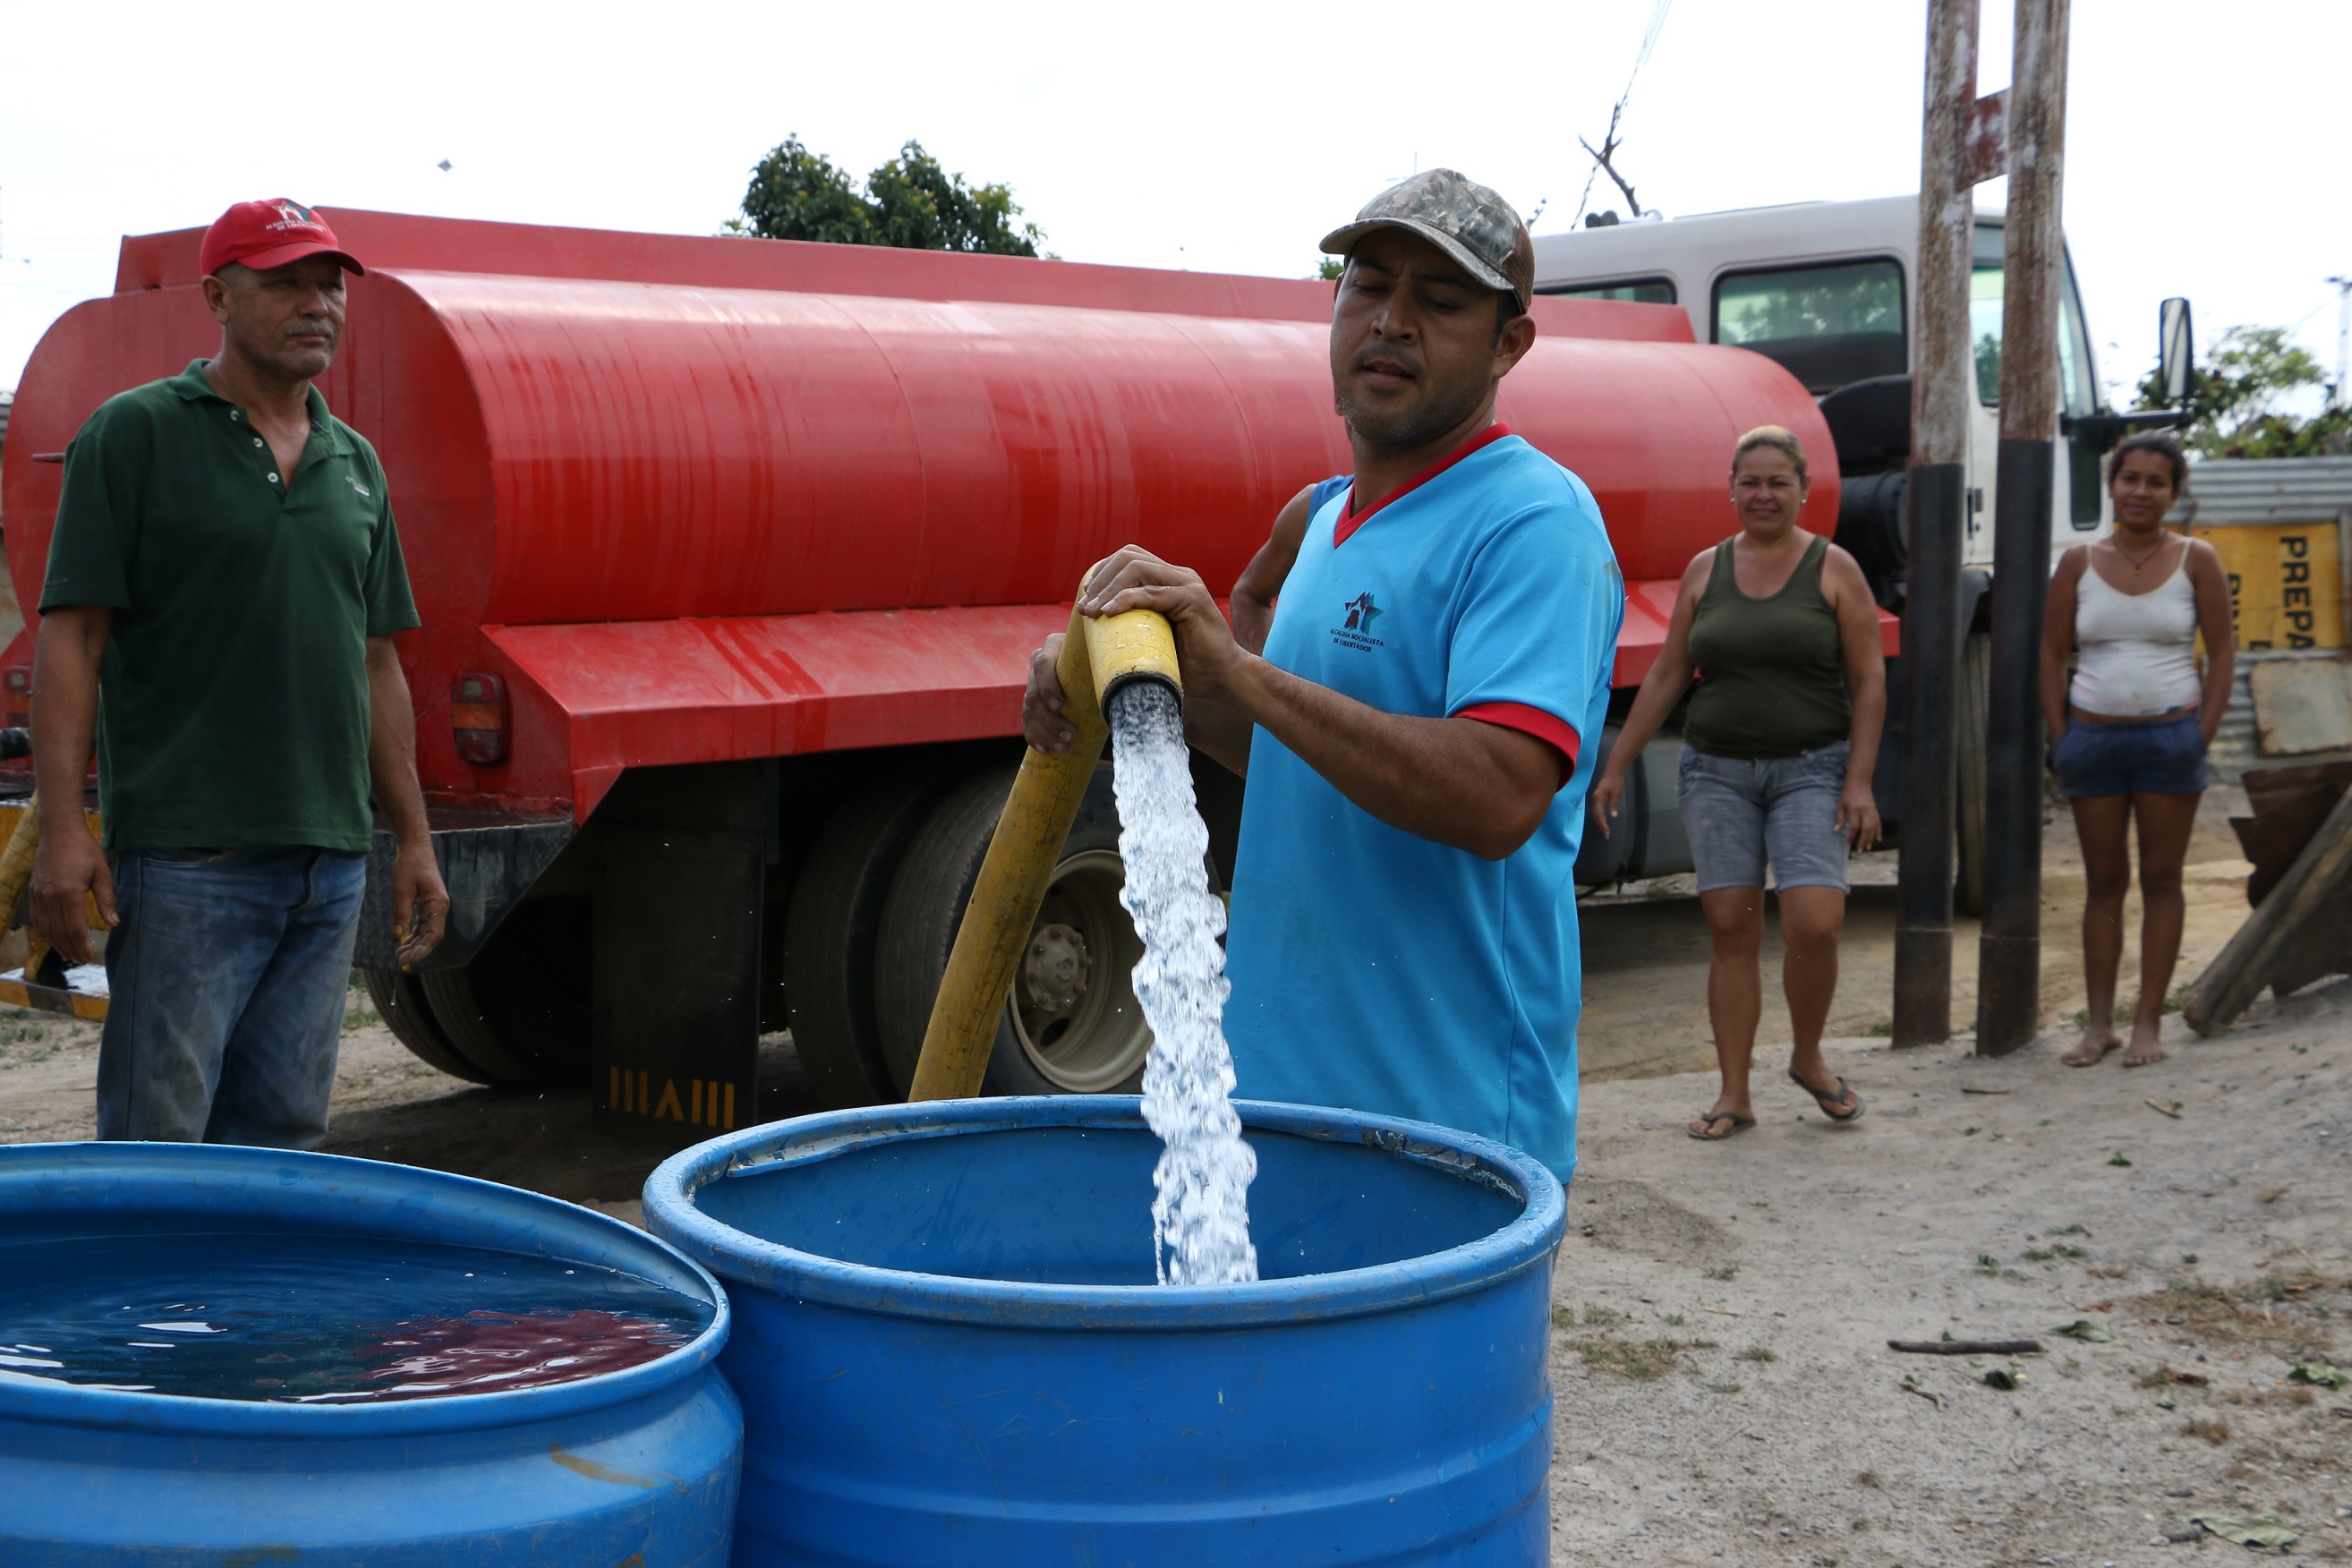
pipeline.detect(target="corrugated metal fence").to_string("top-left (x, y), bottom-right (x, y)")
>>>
top-left (2178, 456), bottom-right (2352, 781)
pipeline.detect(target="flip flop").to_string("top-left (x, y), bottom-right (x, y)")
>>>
top-left (1687, 1111), bottom-right (1756, 1141)
top-left (1789, 1069), bottom-right (1864, 1122)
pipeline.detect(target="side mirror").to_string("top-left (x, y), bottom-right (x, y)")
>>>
top-left (2159, 297), bottom-right (2194, 405)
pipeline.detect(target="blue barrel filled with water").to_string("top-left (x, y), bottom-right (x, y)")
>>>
top-left (644, 1095), bottom-right (1564, 1566)
top-left (0, 1143), bottom-right (741, 1565)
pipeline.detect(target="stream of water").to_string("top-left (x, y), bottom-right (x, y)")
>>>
top-left (1106, 679), bottom-right (1258, 1286)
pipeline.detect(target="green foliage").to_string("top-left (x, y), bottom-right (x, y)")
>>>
top-left (731, 136), bottom-right (1044, 258)
top-left (2135, 324), bottom-right (2352, 458)
top-left (865, 142), bottom-right (1043, 255)
top-left (1315, 258), bottom-right (1345, 281)
top-left (730, 137), bottom-right (875, 246)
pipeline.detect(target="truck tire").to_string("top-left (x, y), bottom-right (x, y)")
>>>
top-left (416, 894), bottom-right (593, 1088)
top-left (873, 764), bottom-right (1155, 1099)
top-left (359, 967), bottom-right (495, 1086)
top-left (1955, 629), bottom-right (1991, 916)
top-left (783, 773), bottom-right (956, 1107)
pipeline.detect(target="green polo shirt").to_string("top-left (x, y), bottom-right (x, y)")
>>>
top-left (40, 360), bottom-right (421, 853)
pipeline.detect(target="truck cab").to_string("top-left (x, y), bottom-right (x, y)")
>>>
top-left (1535, 194), bottom-right (2110, 580)
top-left (1535, 193), bottom-right (2117, 908)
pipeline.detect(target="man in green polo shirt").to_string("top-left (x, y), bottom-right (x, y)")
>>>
top-left (29, 199), bottom-right (448, 1148)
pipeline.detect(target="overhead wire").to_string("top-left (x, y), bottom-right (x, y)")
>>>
top-left (1571, 0), bottom-right (1675, 228)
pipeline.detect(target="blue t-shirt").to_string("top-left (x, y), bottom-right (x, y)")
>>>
top-left (1223, 431), bottom-right (1623, 1181)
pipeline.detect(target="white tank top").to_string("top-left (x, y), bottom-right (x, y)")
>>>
top-left (2070, 553), bottom-right (2202, 717)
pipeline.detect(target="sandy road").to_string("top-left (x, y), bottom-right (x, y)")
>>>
top-left (2, 786), bottom-right (2342, 1564)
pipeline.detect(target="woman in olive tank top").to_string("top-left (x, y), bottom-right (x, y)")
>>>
top-left (1592, 428), bottom-right (1888, 1141)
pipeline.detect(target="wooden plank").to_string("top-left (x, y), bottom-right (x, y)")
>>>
top-left (2187, 780), bottom-right (2352, 1034)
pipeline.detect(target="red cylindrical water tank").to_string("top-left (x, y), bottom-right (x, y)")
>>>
top-left (2, 225), bottom-right (1836, 812)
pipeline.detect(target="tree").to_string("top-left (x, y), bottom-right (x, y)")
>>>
top-left (730, 137), bottom-right (1044, 257)
top-left (2135, 324), bottom-right (2352, 458)
top-left (731, 138), bottom-right (874, 246)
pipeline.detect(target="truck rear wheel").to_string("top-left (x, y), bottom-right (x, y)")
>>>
top-left (783, 773), bottom-right (956, 1107)
top-left (1955, 629), bottom-right (1990, 917)
top-left (360, 967), bottom-right (495, 1086)
top-left (415, 894), bottom-right (594, 1088)
top-left (873, 764), bottom-right (1154, 1098)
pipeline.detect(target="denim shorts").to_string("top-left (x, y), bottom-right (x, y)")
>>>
top-left (1678, 742), bottom-right (1853, 894)
top-left (2051, 712), bottom-right (2208, 798)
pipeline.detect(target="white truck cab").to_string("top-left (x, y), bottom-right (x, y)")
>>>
top-left (1539, 194), bottom-right (2126, 907)
top-left (1534, 193), bottom-right (2110, 596)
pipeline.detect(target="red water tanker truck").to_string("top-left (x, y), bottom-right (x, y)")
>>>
top-left (0, 209), bottom-right (1872, 1146)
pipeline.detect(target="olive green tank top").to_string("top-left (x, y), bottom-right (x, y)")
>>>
top-left (1683, 534), bottom-right (1852, 759)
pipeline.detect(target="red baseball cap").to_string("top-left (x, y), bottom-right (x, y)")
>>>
top-left (199, 199), bottom-right (364, 277)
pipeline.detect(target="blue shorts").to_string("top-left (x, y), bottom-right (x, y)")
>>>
top-left (1677, 741), bottom-right (1853, 894)
top-left (2052, 712), bottom-right (2208, 798)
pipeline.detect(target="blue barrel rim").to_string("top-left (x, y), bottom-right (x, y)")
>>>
top-left (643, 1095), bottom-right (1565, 1331)
top-left (0, 1142), bottom-right (730, 1438)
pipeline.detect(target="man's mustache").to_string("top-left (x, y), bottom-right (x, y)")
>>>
top-left (1351, 344), bottom-right (1421, 379)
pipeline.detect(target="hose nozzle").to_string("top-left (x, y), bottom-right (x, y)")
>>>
top-left (1081, 607), bottom-right (1182, 710)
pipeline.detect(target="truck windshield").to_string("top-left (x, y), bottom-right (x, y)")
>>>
top-left (1969, 225), bottom-right (2096, 417)
top-left (1710, 259), bottom-right (1906, 392)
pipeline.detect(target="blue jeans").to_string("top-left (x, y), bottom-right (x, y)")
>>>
top-left (96, 848), bottom-right (367, 1148)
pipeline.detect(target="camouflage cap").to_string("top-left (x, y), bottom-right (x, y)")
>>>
top-left (1321, 169), bottom-right (1534, 314)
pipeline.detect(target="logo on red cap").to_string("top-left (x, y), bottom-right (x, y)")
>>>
top-left (200, 199), bottom-right (364, 278)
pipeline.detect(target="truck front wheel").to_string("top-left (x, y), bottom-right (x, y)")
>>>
top-left (872, 764), bottom-right (1155, 1098)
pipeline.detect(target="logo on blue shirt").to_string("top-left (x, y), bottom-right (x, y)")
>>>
top-left (1334, 592), bottom-right (1386, 652)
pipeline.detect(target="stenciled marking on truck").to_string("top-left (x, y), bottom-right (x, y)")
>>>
top-left (609, 1068), bottom-right (737, 1129)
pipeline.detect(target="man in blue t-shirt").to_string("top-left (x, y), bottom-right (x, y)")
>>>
top-left (1024, 170), bottom-right (1623, 1181)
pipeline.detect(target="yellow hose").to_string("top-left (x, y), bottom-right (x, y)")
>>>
top-left (907, 603), bottom-right (1180, 1102)
top-left (0, 796), bottom-right (109, 953)
top-left (0, 800), bottom-right (42, 945)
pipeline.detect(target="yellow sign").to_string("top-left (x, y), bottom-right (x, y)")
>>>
top-left (2191, 522), bottom-right (2343, 652)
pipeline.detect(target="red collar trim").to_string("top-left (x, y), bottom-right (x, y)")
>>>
top-left (1334, 422), bottom-right (1513, 547)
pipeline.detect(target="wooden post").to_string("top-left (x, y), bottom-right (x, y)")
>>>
top-left (1975, 0), bottom-right (2073, 1054)
top-left (1895, 0), bottom-right (1988, 1045)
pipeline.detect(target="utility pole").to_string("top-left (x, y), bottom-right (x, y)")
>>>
top-left (1895, 0), bottom-right (2003, 1044)
top-left (1974, 0), bottom-right (2073, 1054)
top-left (2328, 276), bottom-right (2350, 410)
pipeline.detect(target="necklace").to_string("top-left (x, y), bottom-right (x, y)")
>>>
top-left (2111, 534), bottom-right (2170, 573)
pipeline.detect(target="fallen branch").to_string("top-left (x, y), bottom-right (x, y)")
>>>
top-left (1888, 1338), bottom-right (2045, 1356)
top-left (2144, 1098), bottom-right (2183, 1119)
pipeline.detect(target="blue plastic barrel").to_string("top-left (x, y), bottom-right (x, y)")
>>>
top-left (644, 1095), bottom-right (1564, 1566)
top-left (0, 1143), bottom-right (741, 1566)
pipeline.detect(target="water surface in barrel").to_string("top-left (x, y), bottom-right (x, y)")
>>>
top-left (0, 1234), bottom-right (709, 1402)
top-left (1107, 679), bottom-right (1257, 1285)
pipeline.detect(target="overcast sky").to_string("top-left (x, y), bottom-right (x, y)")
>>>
top-left (3, 0), bottom-right (2345, 412)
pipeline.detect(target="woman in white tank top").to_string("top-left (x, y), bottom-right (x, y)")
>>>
top-left (2039, 432), bottom-right (2234, 1069)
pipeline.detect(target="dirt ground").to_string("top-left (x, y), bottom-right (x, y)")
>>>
top-left (1, 786), bottom-right (2344, 1563)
